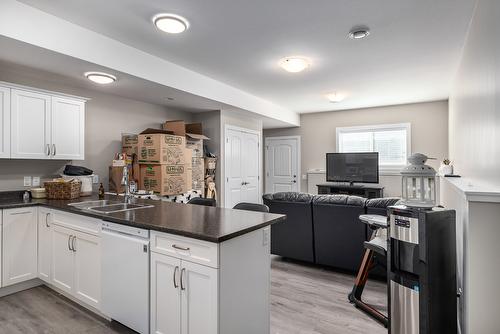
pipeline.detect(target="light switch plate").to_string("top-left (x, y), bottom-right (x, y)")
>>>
top-left (24, 176), bottom-right (32, 187)
top-left (92, 174), bottom-right (99, 184)
top-left (32, 177), bottom-right (41, 187)
top-left (262, 227), bottom-right (270, 246)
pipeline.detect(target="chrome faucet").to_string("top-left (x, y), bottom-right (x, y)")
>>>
top-left (121, 165), bottom-right (131, 202)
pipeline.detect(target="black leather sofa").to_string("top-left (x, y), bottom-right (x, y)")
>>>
top-left (263, 192), bottom-right (400, 272)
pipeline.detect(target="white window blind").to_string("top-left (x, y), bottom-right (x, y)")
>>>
top-left (337, 123), bottom-right (411, 170)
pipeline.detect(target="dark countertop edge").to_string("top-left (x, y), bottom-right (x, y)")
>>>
top-left (0, 201), bottom-right (286, 243)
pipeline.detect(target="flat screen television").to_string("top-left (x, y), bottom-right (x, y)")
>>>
top-left (326, 152), bottom-right (379, 184)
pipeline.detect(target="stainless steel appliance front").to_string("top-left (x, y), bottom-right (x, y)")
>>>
top-left (390, 280), bottom-right (419, 334)
top-left (390, 214), bottom-right (419, 244)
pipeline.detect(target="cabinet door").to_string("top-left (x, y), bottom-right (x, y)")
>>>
top-left (2, 207), bottom-right (38, 287)
top-left (151, 252), bottom-right (181, 334)
top-left (51, 97), bottom-right (85, 160)
top-left (73, 230), bottom-right (101, 309)
top-left (10, 89), bottom-right (51, 159)
top-left (51, 224), bottom-right (75, 294)
top-left (181, 261), bottom-right (218, 334)
top-left (38, 208), bottom-right (52, 282)
top-left (0, 86), bottom-right (10, 158)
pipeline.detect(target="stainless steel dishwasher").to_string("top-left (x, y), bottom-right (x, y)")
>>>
top-left (101, 221), bottom-right (150, 334)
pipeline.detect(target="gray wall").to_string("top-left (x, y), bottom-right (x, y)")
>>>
top-left (449, 0), bottom-right (500, 186)
top-left (264, 101), bottom-right (449, 197)
top-left (0, 65), bottom-right (192, 191)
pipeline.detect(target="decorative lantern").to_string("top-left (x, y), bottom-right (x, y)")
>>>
top-left (400, 153), bottom-right (437, 208)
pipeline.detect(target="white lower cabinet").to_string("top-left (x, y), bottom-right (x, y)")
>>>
top-left (2, 207), bottom-right (37, 287)
top-left (50, 213), bottom-right (101, 310)
top-left (38, 208), bottom-right (52, 282)
top-left (151, 252), bottom-right (218, 334)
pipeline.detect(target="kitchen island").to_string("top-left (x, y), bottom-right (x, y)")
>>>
top-left (0, 191), bottom-right (285, 334)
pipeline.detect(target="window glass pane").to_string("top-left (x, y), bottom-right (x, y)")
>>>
top-left (339, 132), bottom-right (372, 152)
top-left (338, 125), bottom-right (408, 168)
top-left (374, 129), bottom-right (407, 165)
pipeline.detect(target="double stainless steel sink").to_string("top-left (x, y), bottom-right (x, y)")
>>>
top-left (68, 200), bottom-right (154, 214)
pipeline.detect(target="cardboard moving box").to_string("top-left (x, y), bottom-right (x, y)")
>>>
top-left (162, 120), bottom-right (186, 136)
top-left (139, 164), bottom-right (188, 195)
top-left (138, 133), bottom-right (186, 164)
top-left (122, 133), bottom-right (138, 156)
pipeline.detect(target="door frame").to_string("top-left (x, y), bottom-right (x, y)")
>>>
top-left (264, 136), bottom-right (301, 193)
top-left (224, 124), bottom-right (262, 208)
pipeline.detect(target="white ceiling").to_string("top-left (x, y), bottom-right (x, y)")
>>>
top-left (16, 0), bottom-right (475, 114)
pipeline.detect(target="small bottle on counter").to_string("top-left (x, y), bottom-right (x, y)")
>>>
top-left (98, 183), bottom-right (105, 199)
top-left (23, 191), bottom-right (30, 202)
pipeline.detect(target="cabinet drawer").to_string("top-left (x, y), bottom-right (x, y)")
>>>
top-left (151, 231), bottom-right (218, 268)
top-left (51, 210), bottom-right (101, 235)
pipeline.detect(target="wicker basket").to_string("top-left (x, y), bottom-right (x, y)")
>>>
top-left (44, 180), bottom-right (82, 200)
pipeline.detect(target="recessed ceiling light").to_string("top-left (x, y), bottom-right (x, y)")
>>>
top-left (278, 56), bottom-right (311, 73)
top-left (326, 92), bottom-right (345, 103)
top-left (349, 26), bottom-right (370, 40)
top-left (84, 72), bottom-right (117, 84)
top-left (153, 13), bottom-right (189, 34)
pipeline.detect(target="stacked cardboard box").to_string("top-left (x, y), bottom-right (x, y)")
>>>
top-left (138, 129), bottom-right (190, 196)
top-left (163, 121), bottom-right (209, 195)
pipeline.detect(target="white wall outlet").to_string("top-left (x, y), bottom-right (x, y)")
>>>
top-left (32, 177), bottom-right (41, 187)
top-left (23, 176), bottom-right (32, 187)
top-left (302, 174), bottom-right (307, 180)
top-left (92, 174), bottom-right (99, 184)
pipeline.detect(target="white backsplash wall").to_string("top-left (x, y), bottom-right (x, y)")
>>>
top-left (0, 62), bottom-right (193, 191)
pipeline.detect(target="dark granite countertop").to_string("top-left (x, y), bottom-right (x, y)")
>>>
top-left (0, 192), bottom-right (285, 243)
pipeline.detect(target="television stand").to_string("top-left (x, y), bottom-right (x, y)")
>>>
top-left (316, 183), bottom-right (384, 199)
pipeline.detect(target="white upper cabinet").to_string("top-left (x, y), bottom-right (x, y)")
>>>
top-left (1, 82), bottom-right (86, 160)
top-left (0, 85), bottom-right (10, 158)
top-left (10, 89), bottom-right (51, 159)
top-left (51, 97), bottom-right (85, 160)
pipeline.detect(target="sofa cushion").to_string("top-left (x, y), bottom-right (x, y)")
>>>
top-left (263, 192), bottom-right (315, 262)
top-left (263, 192), bottom-right (313, 203)
top-left (365, 197), bottom-right (401, 216)
top-left (313, 194), bottom-right (366, 207)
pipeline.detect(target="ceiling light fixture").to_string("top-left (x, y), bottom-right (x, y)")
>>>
top-left (326, 92), bottom-right (345, 103)
top-left (278, 56), bottom-right (311, 73)
top-left (153, 13), bottom-right (189, 34)
top-left (84, 72), bottom-right (117, 84)
top-left (349, 26), bottom-right (370, 40)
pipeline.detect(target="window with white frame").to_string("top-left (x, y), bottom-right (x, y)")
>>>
top-left (336, 123), bottom-right (411, 171)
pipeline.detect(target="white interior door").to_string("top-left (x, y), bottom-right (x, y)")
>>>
top-left (51, 97), bottom-right (85, 160)
top-left (225, 127), bottom-right (261, 208)
top-left (265, 137), bottom-right (300, 193)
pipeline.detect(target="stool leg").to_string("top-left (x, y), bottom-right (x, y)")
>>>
top-left (348, 249), bottom-right (389, 327)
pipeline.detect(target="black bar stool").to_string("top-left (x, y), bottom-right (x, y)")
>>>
top-left (233, 202), bottom-right (269, 213)
top-left (348, 214), bottom-right (388, 327)
top-left (187, 197), bottom-right (216, 207)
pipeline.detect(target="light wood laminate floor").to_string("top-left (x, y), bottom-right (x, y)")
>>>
top-left (0, 256), bottom-right (387, 334)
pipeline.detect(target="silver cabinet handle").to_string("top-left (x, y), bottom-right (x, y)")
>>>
top-left (46, 144), bottom-right (50, 156)
top-left (71, 236), bottom-right (76, 252)
top-left (45, 212), bottom-right (50, 228)
top-left (68, 235), bottom-right (73, 251)
top-left (52, 144), bottom-right (56, 156)
top-left (172, 244), bottom-right (190, 251)
top-left (173, 266), bottom-right (179, 288)
top-left (180, 268), bottom-right (186, 291)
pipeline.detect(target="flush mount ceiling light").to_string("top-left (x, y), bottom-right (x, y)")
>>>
top-left (278, 56), bottom-right (311, 73)
top-left (349, 26), bottom-right (370, 40)
top-left (153, 13), bottom-right (189, 34)
top-left (326, 92), bottom-right (345, 103)
top-left (84, 72), bottom-right (117, 84)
